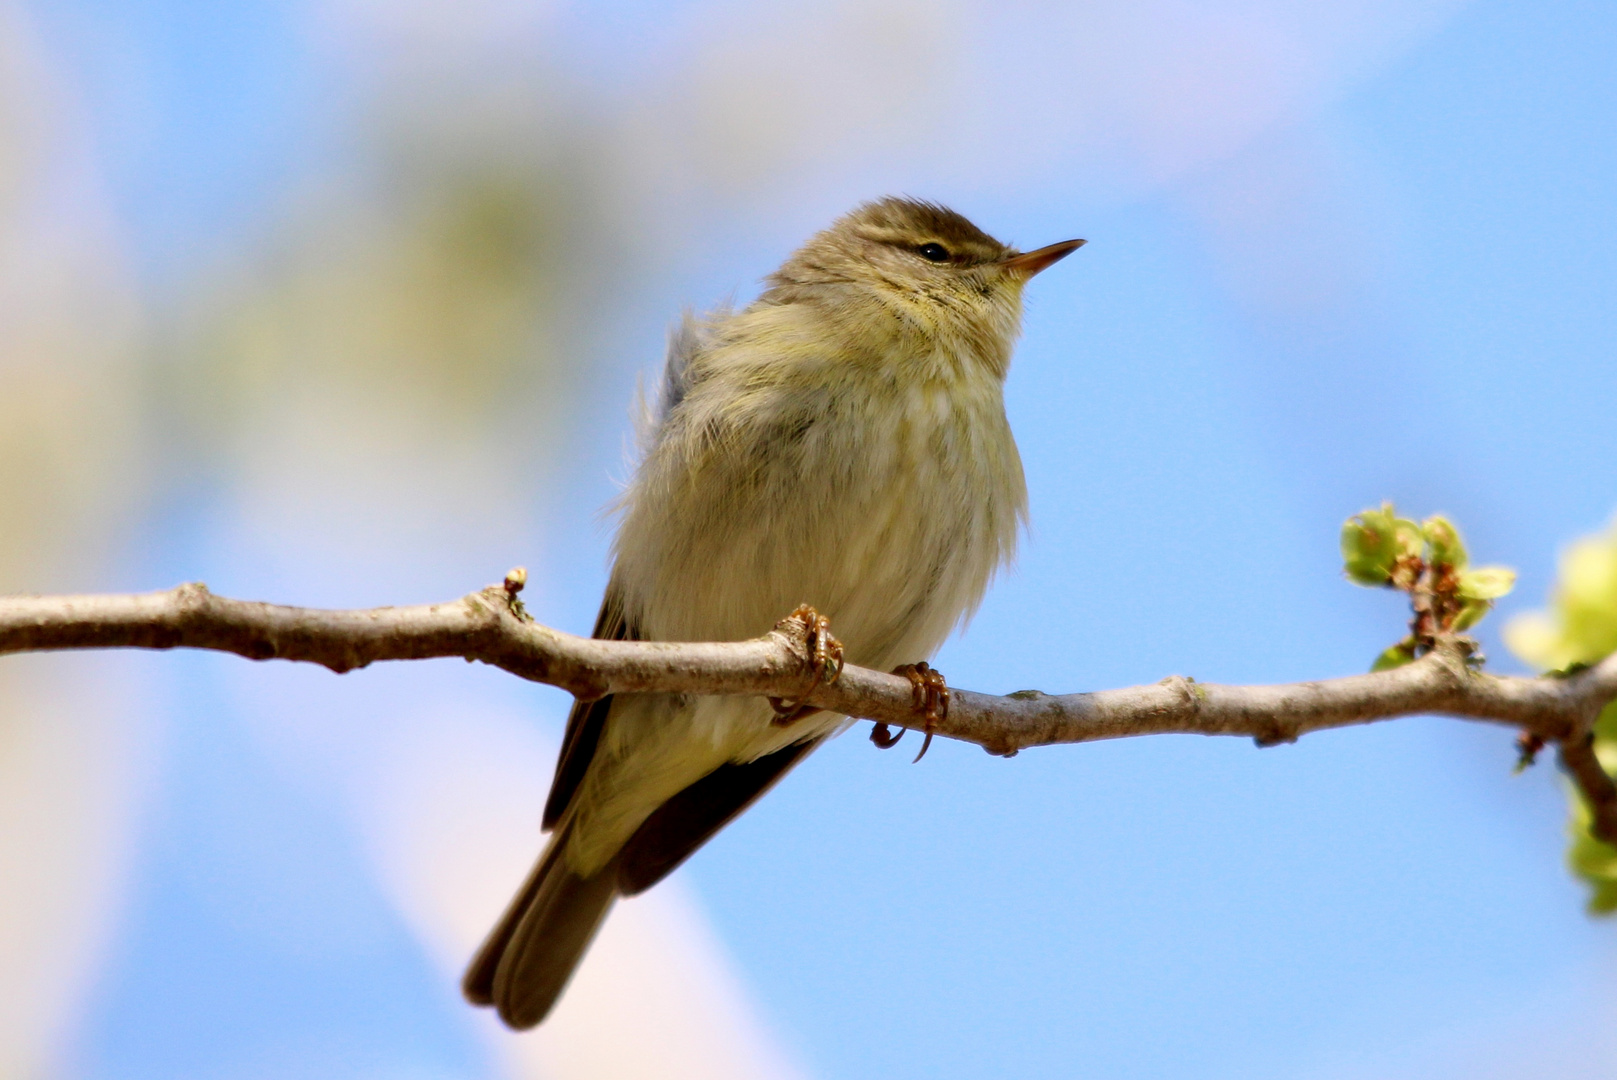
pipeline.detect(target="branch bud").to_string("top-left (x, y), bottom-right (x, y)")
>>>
top-left (1342, 505), bottom-right (1400, 586)
top-left (1422, 516), bottom-right (1468, 571)
top-left (1370, 636), bottom-right (1418, 672)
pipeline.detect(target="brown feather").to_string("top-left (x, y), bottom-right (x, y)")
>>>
top-left (618, 736), bottom-right (822, 895)
top-left (543, 584), bottom-right (636, 830)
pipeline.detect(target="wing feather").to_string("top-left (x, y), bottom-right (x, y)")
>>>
top-left (542, 582), bottom-right (637, 831)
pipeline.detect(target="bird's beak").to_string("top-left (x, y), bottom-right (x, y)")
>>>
top-left (1000, 239), bottom-right (1086, 278)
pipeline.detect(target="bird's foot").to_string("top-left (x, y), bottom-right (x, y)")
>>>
top-left (769, 605), bottom-right (843, 726)
top-left (877, 661), bottom-right (949, 762)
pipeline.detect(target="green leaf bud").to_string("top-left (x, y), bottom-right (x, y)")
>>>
top-left (1422, 515), bottom-right (1468, 571)
top-left (1393, 516), bottom-right (1425, 562)
top-left (1342, 506), bottom-right (1399, 586)
top-left (1370, 638), bottom-right (1418, 672)
top-left (1457, 565), bottom-right (1517, 601)
top-left (1452, 599), bottom-right (1491, 630)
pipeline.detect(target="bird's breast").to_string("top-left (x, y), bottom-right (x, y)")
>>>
top-left (616, 361), bottom-right (1026, 672)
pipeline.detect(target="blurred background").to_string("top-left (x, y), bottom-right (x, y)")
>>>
top-left (1, 0), bottom-right (1615, 1076)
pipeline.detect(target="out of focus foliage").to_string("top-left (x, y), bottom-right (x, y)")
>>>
top-left (153, 101), bottom-right (624, 499)
top-left (1507, 521), bottom-right (1617, 912)
top-left (0, 20), bottom-right (150, 1075)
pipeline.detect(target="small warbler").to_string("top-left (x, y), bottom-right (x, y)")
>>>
top-left (464, 197), bottom-right (1082, 1028)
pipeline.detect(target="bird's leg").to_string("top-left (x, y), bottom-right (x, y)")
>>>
top-left (884, 661), bottom-right (950, 762)
top-left (769, 604), bottom-right (844, 726)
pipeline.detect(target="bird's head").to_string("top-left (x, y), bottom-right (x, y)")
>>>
top-left (762, 197), bottom-right (1083, 377)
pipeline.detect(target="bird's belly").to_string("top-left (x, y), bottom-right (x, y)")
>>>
top-left (636, 378), bottom-right (1023, 672)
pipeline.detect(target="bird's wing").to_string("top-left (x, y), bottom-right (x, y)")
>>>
top-left (541, 581), bottom-right (637, 831)
top-left (469, 582), bottom-right (821, 1028)
top-left (542, 579), bottom-right (825, 885)
top-left (466, 583), bottom-right (637, 1025)
top-left (617, 735), bottom-right (822, 895)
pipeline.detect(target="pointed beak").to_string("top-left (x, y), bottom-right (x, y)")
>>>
top-left (1000, 238), bottom-right (1086, 278)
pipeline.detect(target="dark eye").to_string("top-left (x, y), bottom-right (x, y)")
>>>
top-left (916, 242), bottom-right (950, 262)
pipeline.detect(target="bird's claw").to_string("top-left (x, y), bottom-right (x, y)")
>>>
top-left (877, 661), bottom-right (949, 762)
top-left (770, 605), bottom-right (843, 725)
top-left (869, 722), bottom-right (904, 749)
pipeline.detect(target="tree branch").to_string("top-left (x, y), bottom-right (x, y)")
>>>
top-left (5, 578), bottom-right (1617, 838)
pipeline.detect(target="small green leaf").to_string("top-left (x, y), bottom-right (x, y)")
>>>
top-left (1371, 638), bottom-right (1418, 672)
top-left (1458, 565), bottom-right (1517, 601)
top-left (1422, 515), bottom-right (1468, 571)
top-left (1452, 599), bottom-right (1492, 630)
top-left (1341, 506), bottom-right (1399, 586)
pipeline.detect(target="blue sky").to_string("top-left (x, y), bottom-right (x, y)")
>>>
top-left (12, 0), bottom-right (1617, 1077)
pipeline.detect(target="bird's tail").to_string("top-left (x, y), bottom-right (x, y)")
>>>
top-left (462, 823), bottom-right (620, 1030)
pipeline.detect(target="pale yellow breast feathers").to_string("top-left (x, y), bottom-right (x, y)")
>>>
top-left (612, 288), bottom-right (1026, 671)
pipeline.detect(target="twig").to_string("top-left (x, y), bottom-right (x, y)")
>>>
top-left (4, 578), bottom-right (1617, 830)
top-left (1559, 735), bottom-right (1617, 844)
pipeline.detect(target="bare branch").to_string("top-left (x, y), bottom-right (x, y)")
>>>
top-left (4, 579), bottom-right (1617, 829)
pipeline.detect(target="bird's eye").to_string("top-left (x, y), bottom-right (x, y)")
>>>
top-left (916, 242), bottom-right (950, 262)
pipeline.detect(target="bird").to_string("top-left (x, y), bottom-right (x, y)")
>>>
top-left (463, 196), bottom-right (1082, 1029)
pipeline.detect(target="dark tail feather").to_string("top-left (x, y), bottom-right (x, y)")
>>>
top-left (462, 827), bottom-right (620, 1030)
top-left (465, 738), bottom-right (821, 1029)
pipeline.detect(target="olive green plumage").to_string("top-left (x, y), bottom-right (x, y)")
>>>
top-left (465, 197), bottom-right (1081, 1029)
